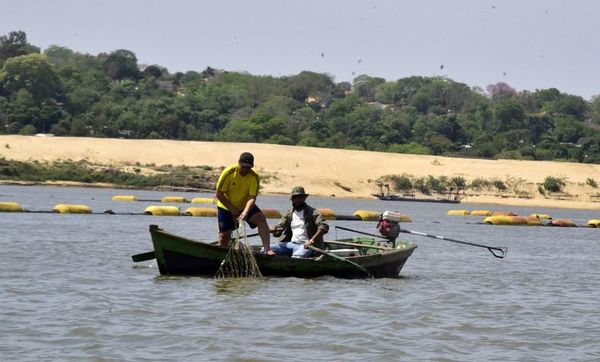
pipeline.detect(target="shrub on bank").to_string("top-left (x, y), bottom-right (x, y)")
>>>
top-left (0, 158), bottom-right (217, 190)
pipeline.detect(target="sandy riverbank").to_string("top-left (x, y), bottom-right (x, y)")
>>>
top-left (1, 135), bottom-right (600, 210)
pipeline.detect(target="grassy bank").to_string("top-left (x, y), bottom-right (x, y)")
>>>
top-left (0, 158), bottom-right (219, 191)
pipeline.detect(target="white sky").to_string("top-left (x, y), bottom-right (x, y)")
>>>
top-left (2, 0), bottom-right (600, 99)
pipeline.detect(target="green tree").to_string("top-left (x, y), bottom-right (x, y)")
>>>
top-left (552, 115), bottom-right (585, 143)
top-left (142, 65), bottom-right (162, 78)
top-left (533, 88), bottom-right (560, 108)
top-left (352, 74), bottom-right (385, 102)
top-left (50, 119), bottom-right (71, 135)
top-left (376, 112), bottom-right (413, 145)
top-left (103, 49), bottom-right (140, 80)
top-left (286, 71), bottom-right (335, 103)
top-left (412, 114), bottom-right (465, 149)
top-left (37, 99), bottom-right (65, 133)
top-left (44, 45), bottom-right (75, 66)
top-left (410, 77), bottom-right (461, 114)
top-left (547, 94), bottom-right (586, 120)
top-left (0, 53), bottom-right (63, 103)
top-left (0, 31), bottom-right (40, 66)
top-left (66, 87), bottom-right (101, 115)
top-left (490, 98), bottom-right (526, 132)
top-left (1, 89), bottom-right (39, 132)
top-left (579, 134), bottom-right (600, 163)
top-left (323, 94), bottom-right (363, 138)
top-left (410, 91), bottom-right (432, 113)
top-left (19, 124), bottom-right (37, 135)
top-left (527, 113), bottom-right (554, 144)
top-left (69, 118), bottom-right (89, 136)
top-left (218, 118), bottom-right (260, 142)
top-left (589, 95), bottom-right (600, 125)
top-left (390, 76), bottom-right (432, 106)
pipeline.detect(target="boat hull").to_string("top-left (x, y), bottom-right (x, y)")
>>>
top-left (149, 225), bottom-right (416, 279)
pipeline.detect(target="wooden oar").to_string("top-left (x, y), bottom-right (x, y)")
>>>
top-left (398, 229), bottom-right (508, 259)
top-left (325, 240), bottom-right (390, 250)
top-left (307, 245), bottom-right (373, 278)
top-left (131, 233), bottom-right (260, 263)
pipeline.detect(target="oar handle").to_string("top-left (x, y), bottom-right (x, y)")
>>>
top-left (132, 251), bottom-right (156, 262)
top-left (335, 225), bottom-right (388, 240)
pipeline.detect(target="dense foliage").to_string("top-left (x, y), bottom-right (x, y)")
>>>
top-left (3, 30), bottom-right (600, 163)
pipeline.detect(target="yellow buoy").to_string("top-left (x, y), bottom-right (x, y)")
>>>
top-left (144, 205), bottom-right (180, 216)
top-left (184, 207), bottom-right (216, 217)
top-left (262, 208), bottom-right (282, 219)
top-left (53, 204), bottom-right (92, 214)
top-left (448, 210), bottom-right (470, 216)
top-left (483, 215), bottom-right (528, 225)
top-left (586, 219), bottom-right (600, 228)
top-left (492, 211), bottom-right (516, 216)
top-left (353, 210), bottom-right (380, 221)
top-left (112, 195), bottom-right (137, 201)
top-left (0, 201), bottom-right (24, 212)
top-left (530, 213), bottom-right (552, 220)
top-left (525, 216), bottom-right (542, 226)
top-left (550, 219), bottom-right (576, 227)
top-left (470, 210), bottom-right (492, 216)
top-left (398, 214), bottom-right (412, 222)
top-left (191, 197), bottom-right (216, 204)
top-left (317, 208), bottom-right (336, 220)
top-left (160, 196), bottom-right (189, 203)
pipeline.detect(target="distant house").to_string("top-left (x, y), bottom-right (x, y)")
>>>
top-left (367, 102), bottom-right (394, 111)
top-left (156, 80), bottom-right (175, 91)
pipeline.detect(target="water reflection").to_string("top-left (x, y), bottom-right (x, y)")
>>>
top-left (212, 278), bottom-right (265, 296)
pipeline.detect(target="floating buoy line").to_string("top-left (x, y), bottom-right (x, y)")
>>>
top-left (447, 209), bottom-right (599, 228)
top-left (2, 198), bottom-right (597, 227)
top-left (0, 201), bottom-right (411, 221)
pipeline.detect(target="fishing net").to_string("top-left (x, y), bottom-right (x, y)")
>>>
top-left (215, 222), bottom-right (262, 278)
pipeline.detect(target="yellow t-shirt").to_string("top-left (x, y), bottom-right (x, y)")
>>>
top-left (215, 164), bottom-right (260, 210)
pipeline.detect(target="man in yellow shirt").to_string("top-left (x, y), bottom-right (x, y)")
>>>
top-left (215, 152), bottom-right (274, 255)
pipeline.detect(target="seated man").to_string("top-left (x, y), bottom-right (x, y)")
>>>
top-left (270, 186), bottom-right (329, 258)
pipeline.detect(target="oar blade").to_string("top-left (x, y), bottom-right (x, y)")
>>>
top-left (488, 247), bottom-right (508, 259)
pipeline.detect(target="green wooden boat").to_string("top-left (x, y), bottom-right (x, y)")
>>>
top-left (148, 224), bottom-right (417, 278)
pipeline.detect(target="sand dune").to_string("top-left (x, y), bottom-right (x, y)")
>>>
top-left (2, 135), bottom-right (600, 210)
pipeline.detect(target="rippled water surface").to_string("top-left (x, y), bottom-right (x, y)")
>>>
top-left (1, 185), bottom-right (600, 361)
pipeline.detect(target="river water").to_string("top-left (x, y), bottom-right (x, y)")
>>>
top-left (1, 185), bottom-right (599, 361)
